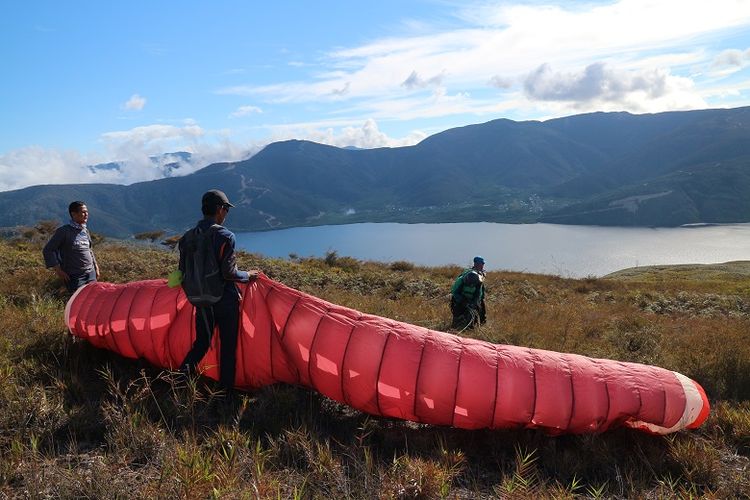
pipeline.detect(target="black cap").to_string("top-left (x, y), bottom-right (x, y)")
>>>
top-left (202, 189), bottom-right (235, 208)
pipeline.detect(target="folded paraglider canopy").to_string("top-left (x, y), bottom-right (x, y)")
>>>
top-left (65, 275), bottom-right (709, 435)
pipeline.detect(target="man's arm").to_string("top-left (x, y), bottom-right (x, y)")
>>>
top-left (89, 234), bottom-right (100, 279)
top-left (50, 264), bottom-right (70, 283)
top-left (218, 231), bottom-right (252, 282)
top-left (42, 227), bottom-right (70, 282)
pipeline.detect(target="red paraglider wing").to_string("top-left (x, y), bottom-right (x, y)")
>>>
top-left (65, 275), bottom-right (709, 435)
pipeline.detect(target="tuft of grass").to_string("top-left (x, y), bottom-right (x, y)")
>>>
top-left (495, 446), bottom-right (540, 497)
top-left (390, 260), bottom-right (415, 272)
top-left (134, 230), bottom-right (166, 242)
top-left (384, 453), bottom-right (461, 499)
top-left (323, 249), bottom-right (361, 271)
top-left (709, 401), bottom-right (750, 455)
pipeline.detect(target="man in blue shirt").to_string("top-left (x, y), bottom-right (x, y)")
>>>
top-left (42, 201), bottom-right (100, 293)
top-left (178, 190), bottom-right (258, 395)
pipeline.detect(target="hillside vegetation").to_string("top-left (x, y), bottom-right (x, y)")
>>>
top-left (1, 234), bottom-right (749, 498)
top-left (606, 260), bottom-right (750, 282)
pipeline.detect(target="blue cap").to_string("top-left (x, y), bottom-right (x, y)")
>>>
top-left (473, 256), bottom-right (485, 265)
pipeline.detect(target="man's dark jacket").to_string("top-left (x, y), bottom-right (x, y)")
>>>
top-left (42, 224), bottom-right (97, 275)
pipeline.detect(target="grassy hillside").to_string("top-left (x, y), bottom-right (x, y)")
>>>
top-left (1, 233), bottom-right (749, 498)
top-left (605, 260), bottom-right (750, 283)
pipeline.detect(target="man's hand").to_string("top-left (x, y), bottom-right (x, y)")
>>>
top-left (247, 270), bottom-right (260, 280)
top-left (53, 265), bottom-right (70, 283)
top-left (95, 264), bottom-right (100, 279)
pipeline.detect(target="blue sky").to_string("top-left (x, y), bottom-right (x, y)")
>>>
top-left (2, 0), bottom-right (750, 191)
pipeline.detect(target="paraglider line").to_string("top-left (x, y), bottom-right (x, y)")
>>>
top-left (147, 288), bottom-right (160, 362)
top-left (280, 296), bottom-right (302, 341)
top-left (489, 344), bottom-right (500, 428)
top-left (411, 330), bottom-right (429, 423)
top-left (271, 287), bottom-right (303, 384)
top-left (565, 358), bottom-right (575, 431)
top-left (374, 330), bottom-right (393, 418)
top-left (450, 341), bottom-right (465, 428)
top-left (266, 286), bottom-right (276, 382)
top-left (307, 309), bottom-right (329, 391)
top-left (340, 320), bottom-right (359, 408)
top-left (107, 287), bottom-right (128, 360)
top-left (124, 287), bottom-right (138, 359)
top-left (529, 349), bottom-right (539, 426)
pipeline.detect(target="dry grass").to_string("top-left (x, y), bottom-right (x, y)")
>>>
top-left (1, 232), bottom-right (749, 498)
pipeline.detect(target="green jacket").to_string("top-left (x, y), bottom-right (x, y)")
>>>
top-left (451, 268), bottom-right (485, 306)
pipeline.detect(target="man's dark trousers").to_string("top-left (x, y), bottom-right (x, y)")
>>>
top-left (180, 293), bottom-right (239, 391)
top-left (67, 269), bottom-right (96, 293)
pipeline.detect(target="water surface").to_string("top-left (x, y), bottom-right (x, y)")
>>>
top-left (234, 222), bottom-right (750, 278)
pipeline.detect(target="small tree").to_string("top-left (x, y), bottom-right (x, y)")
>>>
top-left (134, 230), bottom-right (166, 242)
top-left (161, 235), bottom-right (180, 249)
top-left (35, 220), bottom-right (60, 237)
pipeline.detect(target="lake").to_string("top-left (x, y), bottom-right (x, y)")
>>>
top-left (234, 222), bottom-right (750, 278)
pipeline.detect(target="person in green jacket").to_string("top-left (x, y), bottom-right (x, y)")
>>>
top-left (450, 256), bottom-right (486, 329)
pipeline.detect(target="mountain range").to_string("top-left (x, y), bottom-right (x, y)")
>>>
top-left (2, 106), bottom-right (750, 237)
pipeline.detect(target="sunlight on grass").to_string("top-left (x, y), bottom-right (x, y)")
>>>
top-left (0, 234), bottom-right (748, 497)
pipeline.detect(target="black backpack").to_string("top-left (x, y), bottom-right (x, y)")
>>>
top-left (180, 224), bottom-right (224, 307)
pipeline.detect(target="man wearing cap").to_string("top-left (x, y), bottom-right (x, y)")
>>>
top-left (178, 189), bottom-right (258, 396)
top-left (42, 201), bottom-right (100, 293)
top-left (450, 256), bottom-right (487, 329)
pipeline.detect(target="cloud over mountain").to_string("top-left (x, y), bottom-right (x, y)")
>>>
top-left (523, 62), bottom-right (703, 111)
top-left (0, 118), bottom-right (422, 192)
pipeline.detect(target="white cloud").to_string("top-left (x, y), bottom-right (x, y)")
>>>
top-left (0, 147), bottom-right (93, 191)
top-left (98, 124), bottom-right (231, 182)
top-left (101, 124), bottom-right (204, 147)
top-left (325, 87), bottom-right (523, 124)
top-left (0, 118), bottom-right (426, 192)
top-left (331, 82), bottom-right (351, 96)
top-left (230, 105), bottom-right (263, 118)
top-left (401, 70), bottom-right (445, 89)
top-left (523, 62), bottom-right (666, 101)
top-left (0, 124), bottom-right (257, 191)
top-left (267, 118), bottom-right (427, 148)
top-left (216, 0), bottom-right (750, 120)
top-left (523, 62), bottom-right (704, 112)
top-left (1, 120), bottom-right (423, 191)
top-left (708, 47), bottom-right (750, 77)
top-left (123, 94), bottom-right (146, 111)
top-left (488, 75), bottom-right (513, 89)
top-left (712, 49), bottom-right (746, 68)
